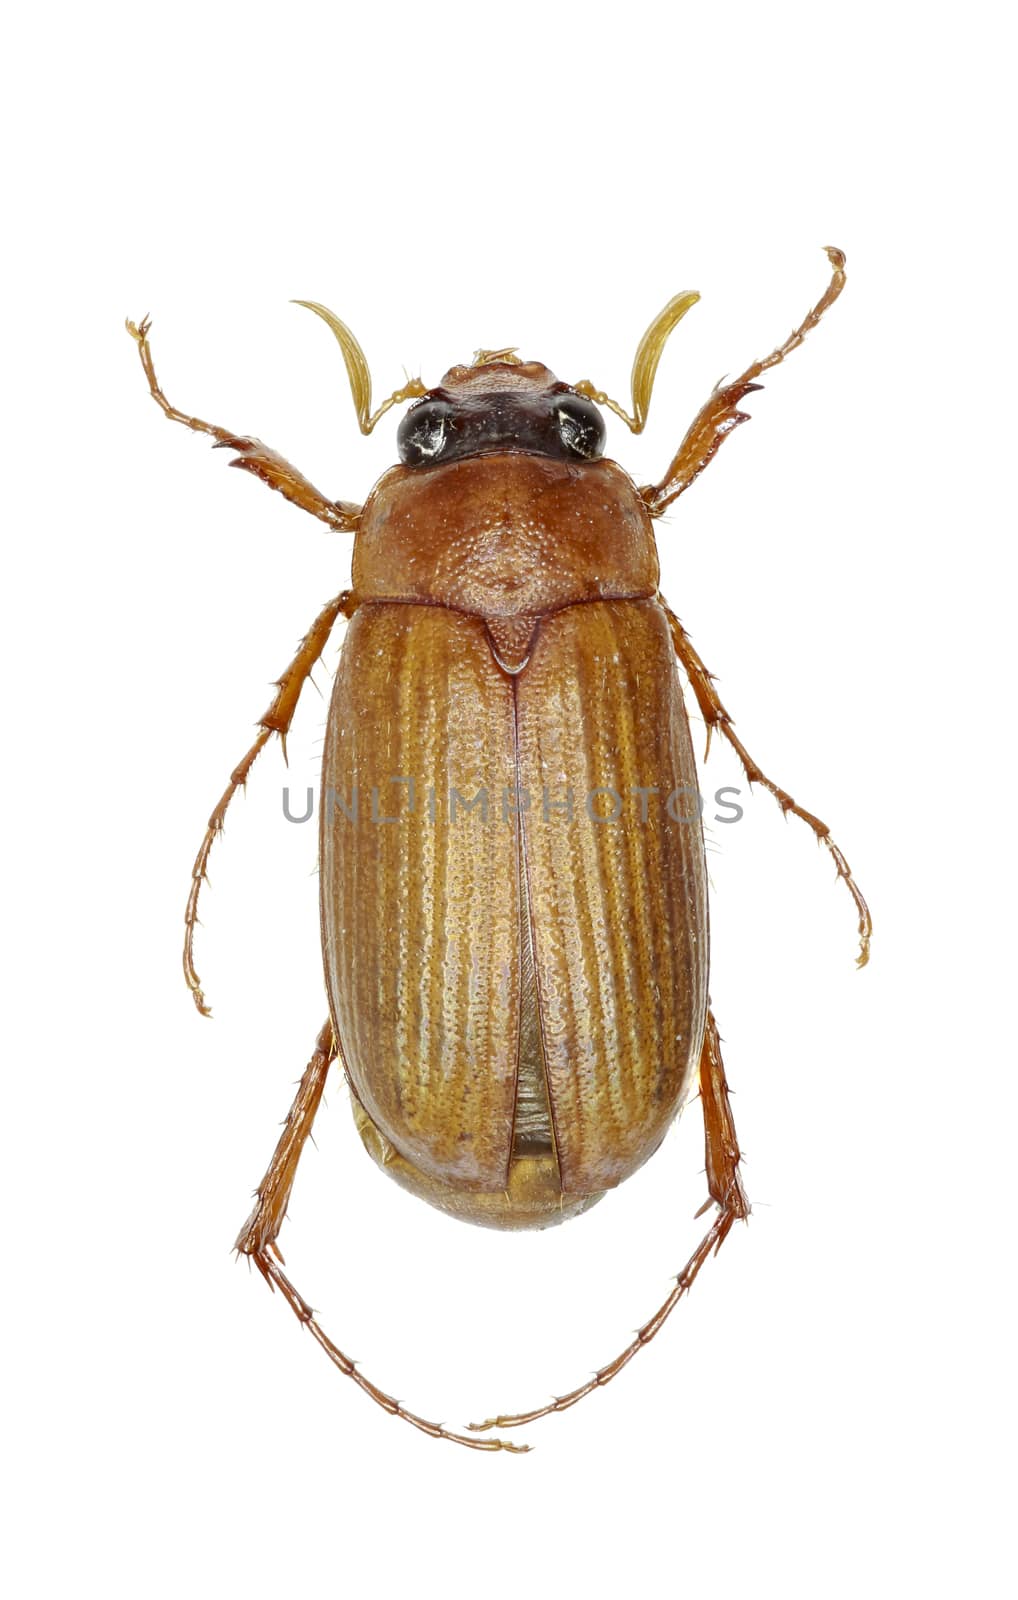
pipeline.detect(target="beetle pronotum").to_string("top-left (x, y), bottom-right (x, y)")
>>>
top-left (128, 248), bottom-right (870, 1452)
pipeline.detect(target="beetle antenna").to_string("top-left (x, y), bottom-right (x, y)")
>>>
top-left (575, 290), bottom-right (699, 433)
top-left (293, 301), bottom-right (427, 434)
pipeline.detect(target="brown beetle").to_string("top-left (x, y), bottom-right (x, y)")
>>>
top-left (127, 248), bottom-right (869, 1451)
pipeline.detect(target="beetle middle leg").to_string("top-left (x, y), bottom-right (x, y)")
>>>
top-left (125, 316), bottom-right (361, 530)
top-left (665, 604), bottom-right (872, 966)
top-left (184, 589), bottom-right (356, 1015)
top-left (236, 1018), bottom-right (529, 1454)
top-left (468, 1008), bottom-right (749, 1436)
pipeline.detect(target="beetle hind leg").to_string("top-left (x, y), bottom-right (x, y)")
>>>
top-left (235, 1018), bottom-right (530, 1453)
top-left (467, 1008), bottom-right (749, 1435)
top-left (233, 1019), bottom-right (335, 1262)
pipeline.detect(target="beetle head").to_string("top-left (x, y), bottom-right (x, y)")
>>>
top-left (396, 358), bottom-right (607, 468)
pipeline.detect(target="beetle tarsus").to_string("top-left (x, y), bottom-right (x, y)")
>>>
top-left (468, 1208), bottom-right (740, 1433)
top-left (468, 1010), bottom-right (748, 1435)
top-left (264, 1249), bottom-right (531, 1452)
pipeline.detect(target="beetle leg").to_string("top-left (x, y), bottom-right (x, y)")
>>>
top-left (697, 1008), bottom-right (750, 1224)
top-left (125, 316), bottom-right (361, 531)
top-left (640, 247), bottom-right (846, 516)
top-left (665, 604), bottom-right (872, 967)
top-left (236, 1019), bottom-right (529, 1454)
top-left (468, 1009), bottom-right (748, 1435)
top-left (185, 590), bottom-right (356, 1015)
top-left (234, 1019), bottom-right (336, 1261)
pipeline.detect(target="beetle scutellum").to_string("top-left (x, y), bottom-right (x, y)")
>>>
top-left (127, 248), bottom-right (870, 1452)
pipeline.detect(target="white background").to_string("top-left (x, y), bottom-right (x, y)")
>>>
top-left (3, 4), bottom-right (1014, 1597)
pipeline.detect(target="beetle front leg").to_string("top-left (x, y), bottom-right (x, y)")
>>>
top-left (125, 316), bottom-right (361, 531)
top-left (665, 605), bottom-right (872, 966)
top-left (236, 1019), bottom-right (529, 1454)
top-left (640, 247), bottom-right (846, 515)
top-left (185, 590), bottom-right (356, 1015)
top-left (468, 1009), bottom-right (749, 1436)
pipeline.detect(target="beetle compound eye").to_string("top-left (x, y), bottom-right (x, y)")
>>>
top-left (554, 394), bottom-right (606, 460)
top-left (397, 400), bottom-right (454, 466)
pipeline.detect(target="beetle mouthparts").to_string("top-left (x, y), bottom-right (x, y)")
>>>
top-left (472, 347), bottom-right (522, 366)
